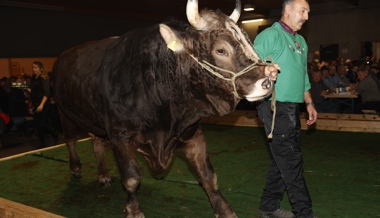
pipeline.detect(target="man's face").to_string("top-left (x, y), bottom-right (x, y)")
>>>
top-left (338, 66), bottom-right (347, 75)
top-left (329, 66), bottom-right (336, 75)
top-left (286, 0), bottom-right (310, 31)
top-left (357, 71), bottom-right (367, 81)
top-left (322, 70), bottom-right (329, 77)
top-left (312, 72), bottom-right (322, 82)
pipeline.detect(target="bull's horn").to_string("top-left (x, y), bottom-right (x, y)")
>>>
top-left (186, 0), bottom-right (207, 30)
top-left (229, 0), bottom-right (241, 23)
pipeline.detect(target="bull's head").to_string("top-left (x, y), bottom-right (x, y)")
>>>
top-left (160, 0), bottom-right (275, 103)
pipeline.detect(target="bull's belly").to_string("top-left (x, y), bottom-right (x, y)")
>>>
top-left (58, 103), bottom-right (107, 136)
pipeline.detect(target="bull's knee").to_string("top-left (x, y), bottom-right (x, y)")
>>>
top-left (125, 178), bottom-right (140, 192)
top-left (202, 173), bottom-right (219, 191)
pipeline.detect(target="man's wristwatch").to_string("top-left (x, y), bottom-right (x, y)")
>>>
top-left (306, 102), bottom-right (314, 106)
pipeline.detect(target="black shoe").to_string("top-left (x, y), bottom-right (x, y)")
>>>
top-left (259, 208), bottom-right (294, 218)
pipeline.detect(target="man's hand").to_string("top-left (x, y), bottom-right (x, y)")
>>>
top-left (306, 104), bottom-right (317, 125)
top-left (264, 64), bottom-right (280, 81)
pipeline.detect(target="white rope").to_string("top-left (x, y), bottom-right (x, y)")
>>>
top-left (189, 54), bottom-right (259, 99)
top-left (262, 56), bottom-right (276, 139)
top-left (189, 54), bottom-right (277, 139)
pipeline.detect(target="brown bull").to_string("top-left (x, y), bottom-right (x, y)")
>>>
top-left (52, 0), bottom-right (277, 217)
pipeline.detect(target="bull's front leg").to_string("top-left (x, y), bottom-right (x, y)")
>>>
top-left (183, 126), bottom-right (237, 218)
top-left (111, 138), bottom-right (144, 218)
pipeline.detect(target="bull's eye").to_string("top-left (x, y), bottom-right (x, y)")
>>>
top-left (216, 49), bottom-right (227, 56)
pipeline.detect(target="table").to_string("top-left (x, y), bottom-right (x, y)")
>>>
top-left (11, 85), bottom-right (29, 89)
top-left (324, 92), bottom-right (358, 113)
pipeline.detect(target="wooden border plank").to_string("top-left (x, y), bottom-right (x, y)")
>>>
top-left (0, 137), bottom-right (91, 162)
top-left (201, 111), bottom-right (380, 133)
top-left (0, 197), bottom-right (65, 218)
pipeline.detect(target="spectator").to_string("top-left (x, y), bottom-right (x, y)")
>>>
top-left (346, 65), bottom-right (359, 83)
top-left (30, 61), bottom-right (60, 147)
top-left (321, 65), bottom-right (334, 90)
top-left (327, 65), bottom-right (350, 89)
top-left (310, 71), bottom-right (335, 113)
top-left (353, 68), bottom-right (380, 113)
top-left (8, 85), bottom-right (33, 136)
top-left (369, 65), bottom-right (380, 91)
top-left (336, 64), bottom-right (351, 86)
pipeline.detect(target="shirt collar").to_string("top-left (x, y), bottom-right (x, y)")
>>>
top-left (279, 20), bottom-right (297, 36)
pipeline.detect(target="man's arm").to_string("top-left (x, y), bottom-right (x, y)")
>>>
top-left (304, 90), bottom-right (317, 125)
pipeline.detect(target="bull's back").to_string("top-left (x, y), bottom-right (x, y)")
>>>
top-left (53, 37), bottom-right (118, 135)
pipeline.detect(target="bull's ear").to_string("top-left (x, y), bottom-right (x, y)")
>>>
top-left (159, 24), bottom-right (184, 53)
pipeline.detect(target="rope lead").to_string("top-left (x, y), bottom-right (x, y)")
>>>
top-left (263, 56), bottom-right (276, 139)
top-left (267, 89), bottom-right (276, 139)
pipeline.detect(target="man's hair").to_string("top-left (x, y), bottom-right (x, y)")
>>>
top-left (312, 71), bottom-right (322, 76)
top-left (281, 0), bottom-right (308, 15)
top-left (282, 0), bottom-right (294, 15)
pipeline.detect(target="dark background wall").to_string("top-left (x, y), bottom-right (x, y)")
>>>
top-left (2, 1), bottom-right (380, 61)
top-left (0, 6), bottom-right (156, 57)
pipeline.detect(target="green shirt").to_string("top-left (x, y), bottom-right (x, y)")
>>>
top-left (253, 22), bottom-right (310, 103)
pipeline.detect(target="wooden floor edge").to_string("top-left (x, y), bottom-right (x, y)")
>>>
top-left (201, 110), bottom-right (380, 133)
top-left (0, 197), bottom-right (65, 218)
top-left (0, 137), bottom-right (91, 162)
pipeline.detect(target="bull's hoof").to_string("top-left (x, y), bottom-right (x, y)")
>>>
top-left (215, 211), bottom-right (238, 218)
top-left (125, 210), bottom-right (145, 218)
top-left (125, 215), bottom-right (145, 218)
top-left (69, 161), bottom-right (81, 177)
top-left (70, 168), bottom-right (81, 177)
top-left (98, 174), bottom-right (112, 186)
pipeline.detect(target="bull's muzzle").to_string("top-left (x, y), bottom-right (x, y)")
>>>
top-left (261, 77), bottom-right (273, 90)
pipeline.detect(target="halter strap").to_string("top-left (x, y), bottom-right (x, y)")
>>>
top-left (189, 54), bottom-right (259, 99)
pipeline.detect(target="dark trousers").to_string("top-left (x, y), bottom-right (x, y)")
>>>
top-left (257, 101), bottom-right (313, 217)
top-left (33, 103), bottom-right (58, 147)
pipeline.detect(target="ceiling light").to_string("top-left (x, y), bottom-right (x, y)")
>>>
top-left (244, 4), bottom-right (254, 11)
top-left (241, 19), bottom-right (263, 24)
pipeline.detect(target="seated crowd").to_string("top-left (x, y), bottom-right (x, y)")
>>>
top-left (309, 57), bottom-right (380, 114)
top-left (0, 62), bottom-right (61, 148)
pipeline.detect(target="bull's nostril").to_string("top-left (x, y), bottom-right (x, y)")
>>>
top-left (261, 77), bottom-right (272, 90)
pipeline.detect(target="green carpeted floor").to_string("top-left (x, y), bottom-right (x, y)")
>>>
top-left (0, 124), bottom-right (379, 217)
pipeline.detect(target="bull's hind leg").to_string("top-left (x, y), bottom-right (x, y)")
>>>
top-left (89, 133), bottom-right (111, 186)
top-left (57, 109), bottom-right (82, 177)
top-left (183, 126), bottom-right (237, 218)
top-left (111, 138), bottom-right (144, 218)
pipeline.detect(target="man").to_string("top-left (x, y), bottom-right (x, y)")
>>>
top-left (336, 64), bottom-right (351, 87)
top-left (310, 71), bottom-right (335, 113)
top-left (353, 68), bottom-right (380, 113)
top-left (320, 65), bottom-right (334, 90)
top-left (369, 65), bottom-right (380, 91)
top-left (327, 65), bottom-right (346, 88)
top-left (253, 0), bottom-right (318, 218)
